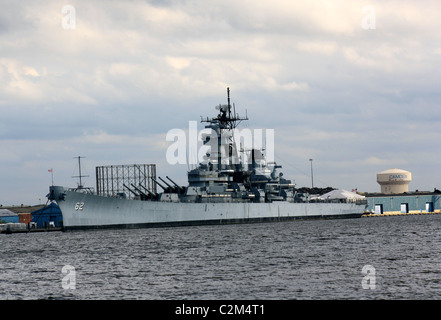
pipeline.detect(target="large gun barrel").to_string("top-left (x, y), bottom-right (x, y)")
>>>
top-left (159, 177), bottom-right (174, 190)
top-left (166, 176), bottom-right (185, 194)
top-left (166, 176), bottom-right (180, 188)
top-left (152, 178), bottom-right (167, 191)
top-left (131, 184), bottom-right (152, 201)
top-left (131, 184), bottom-right (146, 196)
top-left (123, 184), bottom-right (138, 197)
top-left (139, 184), bottom-right (158, 200)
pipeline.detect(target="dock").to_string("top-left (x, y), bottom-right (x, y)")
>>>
top-left (363, 210), bottom-right (441, 218)
top-left (1, 204), bottom-right (63, 234)
top-left (0, 227), bottom-right (62, 234)
top-left (0, 222), bottom-right (62, 234)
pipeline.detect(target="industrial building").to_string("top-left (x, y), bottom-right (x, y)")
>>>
top-left (365, 168), bottom-right (441, 214)
top-left (31, 203), bottom-right (63, 228)
top-left (0, 209), bottom-right (19, 223)
top-left (366, 191), bottom-right (441, 214)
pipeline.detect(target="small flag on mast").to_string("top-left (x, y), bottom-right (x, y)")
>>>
top-left (48, 168), bottom-right (54, 185)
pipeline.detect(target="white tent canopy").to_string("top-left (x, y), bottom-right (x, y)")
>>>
top-left (318, 189), bottom-right (365, 200)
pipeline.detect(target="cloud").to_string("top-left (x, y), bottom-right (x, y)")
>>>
top-left (296, 41), bottom-right (338, 55)
top-left (1, 0), bottom-right (441, 205)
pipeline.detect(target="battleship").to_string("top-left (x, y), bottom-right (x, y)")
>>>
top-left (48, 88), bottom-right (367, 230)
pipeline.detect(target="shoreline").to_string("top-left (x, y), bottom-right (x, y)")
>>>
top-left (363, 210), bottom-right (441, 217)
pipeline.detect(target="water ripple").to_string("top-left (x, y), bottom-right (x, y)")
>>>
top-left (1, 214), bottom-right (441, 299)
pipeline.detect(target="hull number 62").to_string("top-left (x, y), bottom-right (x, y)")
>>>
top-left (74, 202), bottom-right (84, 211)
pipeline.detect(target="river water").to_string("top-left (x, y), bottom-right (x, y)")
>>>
top-left (1, 214), bottom-right (441, 300)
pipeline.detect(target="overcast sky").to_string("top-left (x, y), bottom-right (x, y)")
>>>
top-left (1, 0), bottom-right (441, 206)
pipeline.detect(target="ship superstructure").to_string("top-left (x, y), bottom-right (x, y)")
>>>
top-left (174, 88), bottom-right (295, 204)
top-left (48, 88), bottom-right (367, 230)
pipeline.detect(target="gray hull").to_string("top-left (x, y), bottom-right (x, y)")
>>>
top-left (54, 188), bottom-right (365, 231)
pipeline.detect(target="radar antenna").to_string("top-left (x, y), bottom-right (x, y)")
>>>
top-left (201, 87), bottom-right (248, 130)
top-left (72, 156), bottom-right (89, 189)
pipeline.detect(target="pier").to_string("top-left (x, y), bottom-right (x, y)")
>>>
top-left (0, 204), bottom-right (63, 234)
top-left (0, 225), bottom-right (62, 234)
top-left (363, 210), bottom-right (441, 218)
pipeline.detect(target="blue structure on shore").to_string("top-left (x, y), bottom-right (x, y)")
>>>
top-left (366, 191), bottom-right (441, 214)
top-left (0, 209), bottom-right (19, 223)
top-left (31, 203), bottom-right (63, 228)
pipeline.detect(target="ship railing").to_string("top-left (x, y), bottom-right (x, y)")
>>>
top-left (68, 187), bottom-right (95, 194)
top-left (299, 198), bottom-right (368, 205)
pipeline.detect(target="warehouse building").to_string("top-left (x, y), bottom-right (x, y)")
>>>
top-left (31, 203), bottom-right (63, 228)
top-left (365, 168), bottom-right (441, 213)
top-left (0, 209), bottom-right (19, 223)
top-left (366, 191), bottom-right (441, 214)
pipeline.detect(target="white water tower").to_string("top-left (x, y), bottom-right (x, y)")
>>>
top-left (377, 168), bottom-right (412, 194)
